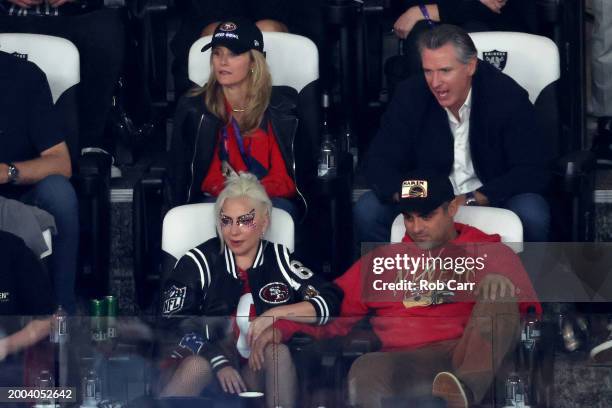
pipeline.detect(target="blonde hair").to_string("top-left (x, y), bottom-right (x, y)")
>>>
top-left (193, 49), bottom-right (272, 135)
top-left (214, 172), bottom-right (272, 251)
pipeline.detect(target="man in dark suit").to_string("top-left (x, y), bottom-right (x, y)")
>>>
top-left (354, 24), bottom-right (552, 245)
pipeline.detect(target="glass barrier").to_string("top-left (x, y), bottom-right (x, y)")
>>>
top-left (0, 311), bottom-right (610, 408)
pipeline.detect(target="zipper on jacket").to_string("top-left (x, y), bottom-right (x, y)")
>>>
top-left (187, 113), bottom-right (205, 203)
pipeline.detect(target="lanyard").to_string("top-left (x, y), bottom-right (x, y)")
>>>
top-left (219, 117), bottom-right (269, 180)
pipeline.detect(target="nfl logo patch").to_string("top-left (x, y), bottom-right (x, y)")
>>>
top-left (483, 50), bottom-right (508, 71)
top-left (162, 285), bottom-right (187, 314)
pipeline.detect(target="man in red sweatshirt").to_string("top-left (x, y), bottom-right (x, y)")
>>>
top-left (251, 172), bottom-right (539, 408)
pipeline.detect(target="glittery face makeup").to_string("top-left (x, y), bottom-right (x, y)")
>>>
top-left (220, 209), bottom-right (256, 230)
top-left (220, 196), bottom-right (269, 259)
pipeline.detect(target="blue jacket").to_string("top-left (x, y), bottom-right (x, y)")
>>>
top-left (364, 60), bottom-right (552, 205)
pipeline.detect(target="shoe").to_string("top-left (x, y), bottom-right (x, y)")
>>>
top-left (432, 372), bottom-right (471, 408)
top-left (590, 323), bottom-right (612, 364)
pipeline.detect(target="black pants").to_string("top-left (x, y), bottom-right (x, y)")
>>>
top-left (0, 8), bottom-right (125, 151)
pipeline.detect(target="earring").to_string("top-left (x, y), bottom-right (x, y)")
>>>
top-left (251, 68), bottom-right (255, 74)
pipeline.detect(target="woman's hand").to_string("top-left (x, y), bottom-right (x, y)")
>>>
top-left (248, 327), bottom-right (281, 371)
top-left (247, 311), bottom-right (275, 347)
top-left (216, 366), bottom-right (247, 394)
top-left (479, 0), bottom-right (508, 14)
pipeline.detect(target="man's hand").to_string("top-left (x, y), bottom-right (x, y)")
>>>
top-left (456, 191), bottom-right (490, 206)
top-left (393, 6), bottom-right (423, 39)
top-left (0, 164), bottom-right (8, 185)
top-left (480, 0), bottom-right (508, 14)
top-left (475, 273), bottom-right (516, 301)
top-left (48, 0), bottom-right (75, 6)
top-left (248, 327), bottom-right (281, 372)
top-left (6, 0), bottom-right (43, 8)
top-left (473, 191), bottom-right (489, 206)
top-left (0, 338), bottom-right (8, 362)
top-left (216, 366), bottom-right (246, 394)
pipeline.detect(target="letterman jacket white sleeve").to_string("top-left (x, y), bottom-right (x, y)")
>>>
top-left (160, 247), bottom-right (233, 373)
top-left (273, 243), bottom-right (343, 325)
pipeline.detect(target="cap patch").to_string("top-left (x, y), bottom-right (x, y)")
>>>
top-left (220, 22), bottom-right (237, 31)
top-left (401, 180), bottom-right (428, 199)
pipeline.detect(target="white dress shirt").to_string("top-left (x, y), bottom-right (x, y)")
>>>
top-left (445, 89), bottom-right (483, 195)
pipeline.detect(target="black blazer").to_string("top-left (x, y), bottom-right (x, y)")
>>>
top-left (364, 60), bottom-right (553, 206)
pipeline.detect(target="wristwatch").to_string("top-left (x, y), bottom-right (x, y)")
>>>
top-left (7, 163), bottom-right (19, 184)
top-left (465, 191), bottom-right (478, 206)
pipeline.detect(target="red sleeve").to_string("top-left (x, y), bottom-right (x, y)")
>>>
top-left (260, 127), bottom-right (296, 198)
top-left (201, 138), bottom-right (225, 196)
top-left (275, 260), bottom-right (369, 341)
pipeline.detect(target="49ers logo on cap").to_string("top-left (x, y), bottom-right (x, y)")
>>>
top-left (220, 22), bottom-right (237, 31)
top-left (259, 282), bottom-right (290, 304)
top-left (401, 180), bottom-right (428, 198)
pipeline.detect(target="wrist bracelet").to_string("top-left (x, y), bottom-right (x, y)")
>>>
top-left (419, 4), bottom-right (435, 27)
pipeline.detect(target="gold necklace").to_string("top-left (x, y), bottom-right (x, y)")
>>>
top-left (231, 106), bottom-right (248, 113)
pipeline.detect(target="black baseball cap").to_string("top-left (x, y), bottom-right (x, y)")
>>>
top-left (395, 172), bottom-right (455, 215)
top-left (201, 18), bottom-right (264, 55)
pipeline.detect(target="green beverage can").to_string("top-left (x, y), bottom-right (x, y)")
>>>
top-left (90, 299), bottom-right (106, 342)
top-left (105, 295), bottom-right (117, 339)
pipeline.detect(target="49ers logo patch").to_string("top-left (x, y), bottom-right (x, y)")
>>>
top-left (162, 285), bottom-right (186, 314)
top-left (259, 282), bottom-right (290, 304)
top-left (220, 22), bottom-right (237, 31)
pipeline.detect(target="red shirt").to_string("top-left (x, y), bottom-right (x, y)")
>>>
top-left (201, 115), bottom-right (296, 198)
top-left (276, 223), bottom-right (541, 351)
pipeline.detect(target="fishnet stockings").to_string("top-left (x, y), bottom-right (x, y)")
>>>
top-left (160, 355), bottom-right (214, 397)
top-left (242, 343), bottom-right (297, 408)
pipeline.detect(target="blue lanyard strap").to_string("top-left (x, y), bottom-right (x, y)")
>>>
top-left (219, 118), bottom-right (269, 180)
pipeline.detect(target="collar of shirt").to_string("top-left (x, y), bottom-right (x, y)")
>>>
top-left (445, 88), bottom-right (472, 125)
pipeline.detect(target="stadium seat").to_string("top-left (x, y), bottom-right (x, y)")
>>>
top-left (390, 205), bottom-right (524, 252)
top-left (468, 31), bottom-right (594, 242)
top-left (161, 203), bottom-right (294, 264)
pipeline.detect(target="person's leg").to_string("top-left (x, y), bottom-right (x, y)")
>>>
top-left (160, 355), bottom-right (215, 396)
top-left (451, 299), bottom-right (520, 403)
top-left (353, 191), bottom-right (399, 247)
top-left (348, 346), bottom-right (453, 408)
top-left (242, 343), bottom-right (296, 408)
top-left (502, 193), bottom-right (550, 242)
top-left (21, 175), bottom-right (78, 313)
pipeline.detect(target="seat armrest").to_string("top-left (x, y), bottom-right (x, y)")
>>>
top-left (78, 151), bottom-right (112, 178)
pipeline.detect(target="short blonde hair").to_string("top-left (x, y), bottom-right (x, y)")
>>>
top-left (214, 172), bottom-right (272, 250)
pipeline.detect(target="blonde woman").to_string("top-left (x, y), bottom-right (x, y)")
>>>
top-left (169, 18), bottom-right (304, 220)
top-left (159, 173), bottom-right (342, 407)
